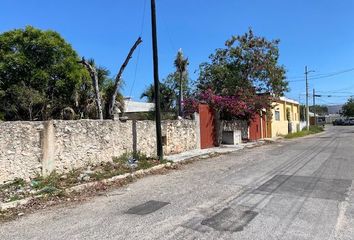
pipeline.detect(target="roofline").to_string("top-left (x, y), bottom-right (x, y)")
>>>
top-left (277, 96), bottom-right (299, 105)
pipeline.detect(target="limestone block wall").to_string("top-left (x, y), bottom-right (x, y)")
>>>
top-left (0, 122), bottom-right (43, 183)
top-left (0, 119), bottom-right (198, 183)
top-left (163, 120), bottom-right (198, 154)
top-left (53, 120), bottom-right (134, 172)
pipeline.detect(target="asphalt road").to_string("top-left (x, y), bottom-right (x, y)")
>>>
top-left (1, 126), bottom-right (353, 240)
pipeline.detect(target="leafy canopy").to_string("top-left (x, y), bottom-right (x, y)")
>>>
top-left (140, 81), bottom-right (176, 112)
top-left (141, 49), bottom-right (192, 114)
top-left (188, 29), bottom-right (288, 120)
top-left (197, 29), bottom-right (288, 96)
top-left (343, 98), bottom-right (354, 117)
top-left (0, 26), bottom-right (87, 120)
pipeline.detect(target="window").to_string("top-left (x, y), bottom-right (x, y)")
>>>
top-left (275, 110), bottom-right (280, 121)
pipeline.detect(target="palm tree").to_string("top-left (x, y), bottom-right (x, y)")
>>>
top-left (141, 83), bottom-right (176, 112)
top-left (174, 49), bottom-right (189, 117)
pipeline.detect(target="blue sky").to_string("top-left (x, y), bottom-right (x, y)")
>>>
top-left (1, 0), bottom-right (354, 105)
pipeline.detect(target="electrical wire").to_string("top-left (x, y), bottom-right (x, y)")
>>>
top-left (129, 0), bottom-right (147, 98)
top-left (286, 67), bottom-right (354, 82)
top-left (124, 0), bottom-right (147, 115)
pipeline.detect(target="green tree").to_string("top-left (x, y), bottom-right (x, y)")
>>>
top-left (174, 49), bottom-right (189, 117)
top-left (140, 82), bottom-right (176, 112)
top-left (197, 29), bottom-right (288, 97)
top-left (194, 29), bottom-right (288, 120)
top-left (342, 98), bottom-right (354, 117)
top-left (0, 26), bottom-right (86, 120)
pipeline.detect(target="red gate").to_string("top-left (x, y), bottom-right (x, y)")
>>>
top-left (249, 113), bottom-right (267, 141)
top-left (199, 104), bottom-right (216, 149)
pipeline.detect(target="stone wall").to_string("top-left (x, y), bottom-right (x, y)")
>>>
top-left (0, 119), bottom-right (198, 183)
top-left (0, 122), bottom-right (43, 183)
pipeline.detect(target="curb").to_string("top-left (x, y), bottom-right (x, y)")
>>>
top-left (0, 195), bottom-right (43, 211)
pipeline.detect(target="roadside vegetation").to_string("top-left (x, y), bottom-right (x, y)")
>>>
top-left (284, 126), bottom-right (324, 139)
top-left (0, 151), bottom-right (178, 222)
top-left (0, 152), bottom-right (167, 205)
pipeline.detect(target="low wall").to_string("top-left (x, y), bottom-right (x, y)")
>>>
top-left (222, 120), bottom-right (248, 139)
top-left (0, 119), bottom-right (197, 183)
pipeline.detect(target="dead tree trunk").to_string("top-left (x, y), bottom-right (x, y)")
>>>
top-left (109, 37), bottom-right (142, 119)
top-left (79, 57), bottom-right (104, 120)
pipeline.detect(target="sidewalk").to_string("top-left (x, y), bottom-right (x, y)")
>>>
top-left (165, 141), bottom-right (265, 163)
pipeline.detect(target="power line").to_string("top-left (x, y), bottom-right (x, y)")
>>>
top-left (127, 0), bottom-right (147, 100)
top-left (287, 67), bottom-right (354, 82)
top-left (298, 93), bottom-right (353, 98)
top-left (317, 84), bottom-right (354, 93)
top-left (310, 68), bottom-right (354, 80)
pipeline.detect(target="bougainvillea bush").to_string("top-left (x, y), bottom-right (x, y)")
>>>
top-left (183, 88), bottom-right (273, 121)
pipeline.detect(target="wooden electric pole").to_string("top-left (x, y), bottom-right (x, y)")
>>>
top-left (305, 66), bottom-right (314, 130)
top-left (150, 0), bottom-right (163, 160)
top-left (313, 88), bottom-right (316, 126)
top-left (305, 66), bottom-right (310, 130)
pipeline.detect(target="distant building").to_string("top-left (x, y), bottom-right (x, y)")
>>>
top-left (124, 98), bottom-right (154, 113)
top-left (121, 97), bottom-right (155, 120)
top-left (327, 105), bottom-right (343, 115)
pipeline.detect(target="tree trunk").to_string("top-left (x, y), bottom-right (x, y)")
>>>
top-left (108, 37), bottom-right (142, 119)
top-left (178, 70), bottom-right (183, 117)
top-left (29, 105), bottom-right (33, 121)
top-left (78, 58), bottom-right (103, 120)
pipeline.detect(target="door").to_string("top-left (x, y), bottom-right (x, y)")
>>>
top-left (266, 119), bottom-right (272, 138)
top-left (199, 104), bottom-right (215, 149)
top-left (249, 114), bottom-right (261, 141)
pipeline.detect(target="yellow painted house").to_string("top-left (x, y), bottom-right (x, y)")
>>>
top-left (266, 97), bottom-right (300, 138)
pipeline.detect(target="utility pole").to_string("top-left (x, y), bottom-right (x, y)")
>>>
top-left (313, 88), bottom-right (316, 126)
top-left (305, 66), bottom-right (310, 131)
top-left (150, 0), bottom-right (163, 161)
top-left (305, 66), bottom-right (315, 130)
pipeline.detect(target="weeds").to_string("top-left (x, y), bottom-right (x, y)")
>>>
top-left (9, 195), bottom-right (21, 202)
top-left (113, 151), bottom-right (148, 163)
top-left (31, 171), bottom-right (61, 190)
top-left (1, 151), bottom-right (163, 207)
top-left (0, 178), bottom-right (25, 190)
top-left (285, 125), bottom-right (324, 139)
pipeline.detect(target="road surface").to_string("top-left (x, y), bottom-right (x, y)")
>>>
top-left (1, 126), bottom-right (353, 240)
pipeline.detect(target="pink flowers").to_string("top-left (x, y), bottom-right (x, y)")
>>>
top-left (183, 88), bottom-right (271, 119)
top-left (182, 97), bottom-right (199, 115)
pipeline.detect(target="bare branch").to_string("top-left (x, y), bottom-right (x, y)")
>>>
top-left (79, 57), bottom-right (104, 120)
top-left (109, 37), bottom-right (143, 118)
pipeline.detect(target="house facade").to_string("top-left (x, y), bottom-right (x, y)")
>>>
top-left (267, 96), bottom-right (300, 137)
top-left (248, 96), bottom-right (300, 140)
